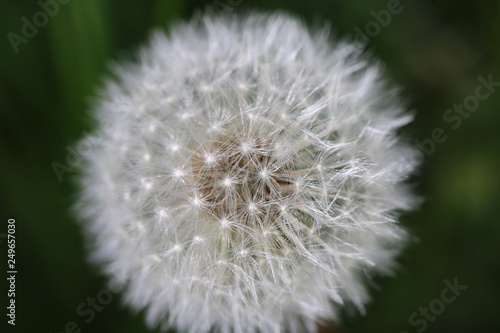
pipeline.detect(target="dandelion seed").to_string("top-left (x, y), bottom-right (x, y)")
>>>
top-left (192, 197), bottom-right (202, 207)
top-left (204, 153), bottom-right (216, 164)
top-left (157, 209), bottom-right (167, 218)
top-left (220, 218), bottom-right (229, 228)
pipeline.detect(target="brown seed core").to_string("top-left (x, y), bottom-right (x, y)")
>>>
top-left (191, 136), bottom-right (295, 224)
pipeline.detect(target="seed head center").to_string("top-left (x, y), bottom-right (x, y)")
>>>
top-left (191, 136), bottom-right (294, 223)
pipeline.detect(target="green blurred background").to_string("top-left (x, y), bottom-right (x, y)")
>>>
top-left (1, 0), bottom-right (499, 332)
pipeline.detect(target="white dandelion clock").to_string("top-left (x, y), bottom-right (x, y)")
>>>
top-left (76, 12), bottom-right (419, 333)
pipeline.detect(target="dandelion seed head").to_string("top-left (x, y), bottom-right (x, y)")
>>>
top-left (76, 12), bottom-right (419, 333)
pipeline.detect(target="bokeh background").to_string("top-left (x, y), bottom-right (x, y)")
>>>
top-left (1, 0), bottom-right (499, 332)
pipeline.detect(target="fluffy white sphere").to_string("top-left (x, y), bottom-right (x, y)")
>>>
top-left (76, 12), bottom-right (418, 333)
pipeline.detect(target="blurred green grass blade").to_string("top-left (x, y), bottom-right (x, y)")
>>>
top-left (47, 0), bottom-right (114, 141)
